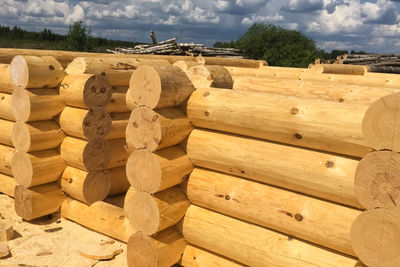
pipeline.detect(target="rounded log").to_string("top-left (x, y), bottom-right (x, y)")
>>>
top-left (60, 74), bottom-right (112, 108)
top-left (179, 205), bottom-right (358, 267)
top-left (124, 187), bottom-right (190, 235)
top-left (310, 64), bottom-right (370, 75)
top-left (61, 166), bottom-right (110, 205)
top-left (129, 65), bottom-right (194, 109)
top-left (11, 88), bottom-right (65, 122)
top-left (0, 119), bottom-right (13, 146)
top-left (14, 182), bottom-right (66, 221)
top-left (186, 65), bottom-right (233, 89)
top-left (126, 146), bottom-right (193, 194)
top-left (350, 208), bottom-right (400, 267)
top-left (126, 107), bottom-right (192, 152)
top-left (0, 173), bottom-right (17, 197)
top-left (11, 150), bottom-right (66, 187)
top-left (187, 129), bottom-right (360, 208)
top-left (125, 88), bottom-right (136, 111)
top-left (355, 151), bottom-right (400, 210)
top-left (196, 55), bottom-right (267, 68)
top-left (0, 64), bottom-right (14, 93)
top-left (0, 144), bottom-right (15, 176)
top-left (105, 112), bottom-right (130, 140)
top-left (12, 121), bottom-right (65, 152)
top-left (105, 138), bottom-right (130, 169)
top-left (187, 88), bottom-right (371, 158)
top-left (105, 87), bottom-right (130, 113)
top-left (0, 93), bottom-right (15, 121)
top-left (106, 166), bottom-right (130, 196)
top-left (10, 55), bottom-right (64, 89)
top-left (362, 93), bottom-right (400, 151)
top-left (181, 245), bottom-right (244, 267)
top-left (59, 107), bottom-right (112, 140)
top-left (127, 228), bottom-right (186, 267)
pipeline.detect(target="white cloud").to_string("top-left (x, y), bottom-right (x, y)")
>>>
top-left (241, 13), bottom-right (284, 25)
top-left (66, 4), bottom-right (84, 24)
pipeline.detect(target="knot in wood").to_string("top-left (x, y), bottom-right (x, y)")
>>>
top-left (291, 108), bottom-right (299, 115)
top-left (325, 161), bottom-right (334, 168)
top-left (48, 65), bottom-right (55, 70)
top-left (203, 92), bottom-right (210, 97)
top-left (225, 195), bottom-right (230, 200)
top-left (338, 98), bottom-right (344, 103)
top-left (204, 111), bottom-right (209, 116)
top-left (294, 133), bottom-right (302, 139)
top-left (294, 214), bottom-right (303, 221)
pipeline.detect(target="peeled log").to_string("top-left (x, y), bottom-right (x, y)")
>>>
top-left (196, 55), bottom-right (267, 68)
top-left (65, 57), bottom-right (170, 87)
top-left (125, 88), bottom-right (136, 111)
top-left (187, 88), bottom-right (371, 158)
top-left (12, 121), bottom-right (65, 152)
top-left (355, 151), bottom-right (400, 211)
top-left (0, 144), bottom-right (15, 176)
top-left (126, 107), bottom-right (192, 152)
top-left (181, 245), bottom-right (244, 267)
top-left (350, 208), bottom-right (400, 267)
top-left (0, 173), bottom-right (17, 197)
top-left (126, 146), bottom-right (193, 194)
top-left (124, 186), bottom-right (190, 235)
top-left (185, 65), bottom-right (233, 89)
top-left (362, 93), bottom-right (400, 151)
top-left (11, 150), bottom-right (66, 187)
top-left (11, 88), bottom-right (65, 122)
top-left (61, 197), bottom-right (135, 242)
top-left (129, 65), bottom-right (194, 109)
top-left (187, 129), bottom-right (360, 208)
top-left (0, 119), bottom-right (13, 146)
top-left (311, 64), bottom-right (370, 75)
top-left (0, 93), bottom-right (15, 121)
top-left (187, 168), bottom-right (360, 256)
top-left (127, 229), bottom-right (186, 267)
top-left (105, 112), bottom-right (130, 140)
top-left (105, 87), bottom-right (130, 113)
top-left (106, 166), bottom-right (130, 196)
top-left (59, 107), bottom-right (111, 140)
top-left (10, 55), bottom-right (64, 89)
top-left (60, 74), bottom-right (112, 108)
top-left (61, 166), bottom-right (110, 205)
top-left (0, 64), bottom-right (14, 93)
top-left (14, 183), bottom-right (66, 220)
top-left (172, 60), bottom-right (200, 73)
top-left (179, 205), bottom-right (358, 267)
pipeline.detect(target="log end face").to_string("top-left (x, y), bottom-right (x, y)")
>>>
top-left (11, 152), bottom-right (33, 187)
top-left (130, 65), bottom-right (161, 109)
top-left (65, 57), bottom-right (87, 75)
top-left (186, 65), bottom-right (213, 89)
top-left (10, 55), bottom-right (29, 88)
top-left (83, 138), bottom-right (112, 171)
top-left (14, 185), bottom-right (33, 220)
top-left (82, 172), bottom-right (111, 205)
top-left (82, 108), bottom-right (112, 139)
top-left (11, 87), bottom-right (30, 122)
top-left (11, 121), bottom-right (31, 153)
top-left (127, 232), bottom-right (157, 267)
top-left (83, 74), bottom-right (112, 108)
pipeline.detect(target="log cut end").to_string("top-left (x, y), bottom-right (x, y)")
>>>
top-left (125, 88), bottom-right (137, 111)
top-left (10, 55), bottom-right (29, 88)
top-left (173, 60), bottom-right (200, 72)
top-left (126, 107), bottom-right (161, 152)
top-left (82, 108), bottom-right (112, 139)
top-left (11, 121), bottom-right (31, 152)
top-left (65, 57), bottom-right (88, 75)
top-left (127, 232), bottom-right (157, 267)
top-left (355, 151), bottom-right (400, 211)
top-left (124, 188), bottom-right (159, 235)
top-left (82, 138), bottom-right (111, 171)
top-left (11, 152), bottom-right (33, 187)
top-left (14, 185), bottom-right (33, 220)
top-left (362, 93), bottom-right (400, 151)
top-left (186, 65), bottom-right (233, 89)
top-left (82, 74), bottom-right (112, 108)
top-left (129, 65), bottom-right (161, 109)
top-left (126, 149), bottom-right (161, 194)
top-left (11, 87), bottom-right (30, 122)
top-left (350, 208), bottom-right (400, 267)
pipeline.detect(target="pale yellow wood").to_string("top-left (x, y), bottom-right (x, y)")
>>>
top-left (187, 129), bottom-right (360, 208)
top-left (0, 173), bottom-right (17, 197)
top-left (11, 87), bottom-right (65, 122)
top-left (173, 60), bottom-right (200, 73)
top-left (0, 64), bottom-right (15, 93)
top-left (311, 64), bottom-right (370, 75)
top-left (179, 205), bottom-right (358, 267)
top-left (105, 112), bottom-right (130, 140)
top-left (124, 186), bottom-right (190, 235)
top-left (61, 197), bottom-right (135, 242)
top-left (181, 245), bottom-right (244, 267)
top-left (196, 55), bottom-right (267, 68)
top-left (187, 88), bottom-right (371, 158)
top-left (0, 119), bottom-right (13, 147)
top-left (0, 93), bottom-right (15, 121)
top-left (12, 120), bottom-right (65, 152)
top-left (185, 65), bottom-right (233, 89)
top-left (125, 88), bottom-right (136, 111)
top-left (10, 55), bottom-right (64, 89)
top-left (105, 87), bottom-right (130, 113)
top-left (127, 228), bottom-right (186, 267)
top-left (0, 144), bottom-right (15, 176)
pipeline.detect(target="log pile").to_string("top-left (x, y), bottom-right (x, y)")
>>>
top-left (337, 54), bottom-right (400, 74)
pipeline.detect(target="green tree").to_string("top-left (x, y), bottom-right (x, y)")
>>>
top-left (235, 23), bottom-right (320, 68)
top-left (65, 21), bottom-right (93, 51)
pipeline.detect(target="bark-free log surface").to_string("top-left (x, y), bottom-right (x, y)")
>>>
top-left (0, 173), bottom-right (17, 197)
top-left (0, 93), bottom-right (14, 121)
top-left (355, 151), bottom-right (400, 211)
top-left (105, 112), bottom-right (130, 140)
top-left (12, 121), bottom-right (65, 152)
top-left (124, 186), bottom-right (190, 235)
top-left (11, 150), bottom-right (66, 187)
top-left (59, 107), bottom-right (112, 140)
top-left (362, 93), bottom-right (400, 151)
top-left (0, 144), bottom-right (15, 176)
top-left (14, 183), bottom-right (66, 220)
top-left (172, 60), bottom-right (200, 73)
top-left (186, 65), bottom-right (233, 89)
top-left (65, 57), bottom-right (170, 87)
top-left (350, 208), bottom-right (400, 267)
top-left (187, 168), bottom-right (360, 255)
top-left (0, 64), bottom-right (14, 93)
top-left (126, 107), bottom-right (192, 152)
top-left (179, 205), bottom-right (358, 267)
top-left (105, 87), bottom-right (130, 113)
top-left (187, 129), bottom-right (360, 208)
top-left (61, 166), bottom-right (110, 205)
top-left (126, 146), bottom-right (193, 194)
top-left (181, 245), bottom-right (244, 267)
top-left (10, 55), bottom-right (64, 89)
top-left (187, 88), bottom-right (371, 158)
top-left (129, 65), bottom-right (194, 109)
top-left (196, 55), bottom-right (267, 68)
top-left (125, 88), bottom-right (136, 111)
top-left (60, 74), bottom-right (112, 108)
top-left (11, 88), bottom-right (65, 122)
top-left (0, 119), bottom-right (13, 146)
top-left (61, 197), bottom-right (135, 242)
top-left (106, 166), bottom-right (130, 196)
top-left (311, 64), bottom-right (370, 75)
top-left (105, 138), bottom-right (130, 169)
top-left (127, 229), bottom-right (186, 267)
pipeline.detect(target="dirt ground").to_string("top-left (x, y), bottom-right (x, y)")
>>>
top-left (0, 194), bottom-right (128, 267)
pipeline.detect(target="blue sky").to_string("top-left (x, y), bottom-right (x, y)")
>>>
top-left (1, 0), bottom-right (400, 53)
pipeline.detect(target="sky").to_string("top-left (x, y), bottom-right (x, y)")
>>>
top-left (0, 0), bottom-right (400, 53)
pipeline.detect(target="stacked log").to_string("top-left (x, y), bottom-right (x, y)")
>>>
top-left (124, 64), bottom-right (194, 266)
top-left (7, 55), bottom-right (67, 220)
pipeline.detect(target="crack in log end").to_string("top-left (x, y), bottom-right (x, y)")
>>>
top-left (278, 210), bottom-right (293, 217)
top-left (387, 192), bottom-right (397, 207)
top-left (214, 194), bottom-right (224, 198)
top-left (290, 108), bottom-right (299, 115)
top-left (225, 195), bottom-right (230, 200)
top-left (295, 214), bottom-right (304, 221)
